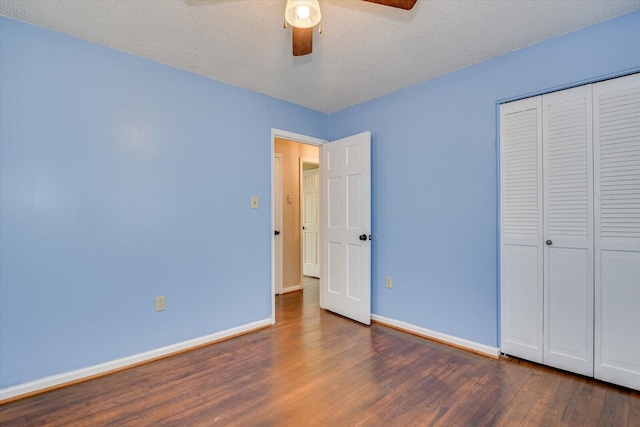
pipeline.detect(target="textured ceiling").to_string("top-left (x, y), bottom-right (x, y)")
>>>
top-left (1, 0), bottom-right (639, 113)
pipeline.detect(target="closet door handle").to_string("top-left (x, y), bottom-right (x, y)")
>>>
top-left (546, 240), bottom-right (552, 245)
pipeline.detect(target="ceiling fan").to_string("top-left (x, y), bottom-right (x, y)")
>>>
top-left (284, 0), bottom-right (417, 56)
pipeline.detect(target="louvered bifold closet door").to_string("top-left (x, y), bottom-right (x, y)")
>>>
top-left (542, 86), bottom-right (594, 376)
top-left (593, 72), bottom-right (640, 391)
top-left (500, 97), bottom-right (544, 363)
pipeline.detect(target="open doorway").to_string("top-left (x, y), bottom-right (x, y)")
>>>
top-left (275, 138), bottom-right (319, 293)
top-left (271, 129), bottom-right (327, 324)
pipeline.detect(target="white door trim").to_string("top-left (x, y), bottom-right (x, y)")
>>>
top-left (300, 157), bottom-right (320, 286)
top-left (271, 129), bottom-right (327, 324)
top-left (274, 153), bottom-right (284, 296)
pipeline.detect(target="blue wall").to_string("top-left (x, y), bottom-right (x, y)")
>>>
top-left (0, 17), bottom-right (327, 388)
top-left (329, 11), bottom-right (640, 347)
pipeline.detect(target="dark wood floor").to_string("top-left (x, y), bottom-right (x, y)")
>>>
top-left (1, 278), bottom-right (638, 426)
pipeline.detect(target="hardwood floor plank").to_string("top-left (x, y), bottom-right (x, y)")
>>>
top-left (1, 279), bottom-right (639, 426)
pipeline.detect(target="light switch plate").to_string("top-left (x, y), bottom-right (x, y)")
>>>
top-left (251, 196), bottom-right (259, 209)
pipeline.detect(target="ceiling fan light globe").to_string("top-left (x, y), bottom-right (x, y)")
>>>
top-left (285, 0), bottom-right (321, 28)
top-left (297, 5), bottom-right (310, 20)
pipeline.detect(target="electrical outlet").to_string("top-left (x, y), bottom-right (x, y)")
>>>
top-left (156, 296), bottom-right (166, 311)
top-left (385, 276), bottom-right (393, 289)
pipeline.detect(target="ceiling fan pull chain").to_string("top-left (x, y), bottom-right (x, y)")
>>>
top-left (283, 20), bottom-right (287, 29)
top-left (319, 24), bottom-right (322, 35)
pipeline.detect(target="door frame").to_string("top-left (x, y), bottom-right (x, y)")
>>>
top-left (299, 157), bottom-right (320, 287)
top-left (274, 153), bottom-right (283, 296)
top-left (271, 129), bottom-right (327, 324)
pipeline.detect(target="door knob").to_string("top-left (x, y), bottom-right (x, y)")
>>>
top-left (275, 230), bottom-right (281, 236)
top-left (359, 234), bottom-right (367, 241)
top-left (546, 240), bottom-right (552, 245)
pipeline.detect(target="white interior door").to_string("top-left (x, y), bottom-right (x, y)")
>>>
top-left (593, 72), bottom-right (640, 391)
top-left (274, 154), bottom-right (283, 295)
top-left (542, 85), bottom-right (594, 376)
top-left (500, 96), bottom-right (544, 363)
top-left (320, 131), bottom-right (371, 325)
top-left (302, 166), bottom-right (320, 278)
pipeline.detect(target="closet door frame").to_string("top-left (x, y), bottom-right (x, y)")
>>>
top-left (500, 72), bottom-right (640, 391)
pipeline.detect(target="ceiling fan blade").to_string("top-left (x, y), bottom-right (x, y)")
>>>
top-left (292, 26), bottom-right (313, 56)
top-left (362, 0), bottom-right (417, 10)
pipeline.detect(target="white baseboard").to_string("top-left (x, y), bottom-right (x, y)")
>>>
top-left (0, 318), bottom-right (272, 402)
top-left (371, 314), bottom-right (500, 358)
top-left (282, 285), bottom-right (301, 293)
